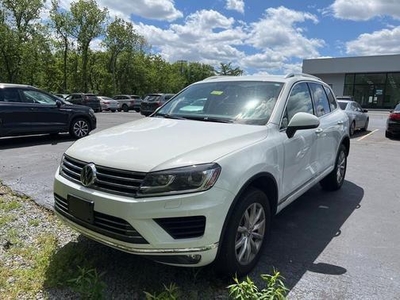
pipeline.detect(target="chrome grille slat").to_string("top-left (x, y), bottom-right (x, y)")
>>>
top-left (96, 171), bottom-right (143, 184)
top-left (95, 178), bottom-right (139, 191)
top-left (60, 155), bottom-right (146, 197)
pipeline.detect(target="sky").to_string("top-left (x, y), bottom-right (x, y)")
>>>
top-left (55, 0), bottom-right (400, 75)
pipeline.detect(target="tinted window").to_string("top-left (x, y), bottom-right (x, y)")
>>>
top-left (0, 88), bottom-right (21, 102)
top-left (309, 83), bottom-right (331, 117)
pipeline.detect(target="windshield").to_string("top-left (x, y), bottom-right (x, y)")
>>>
top-left (155, 81), bottom-right (283, 125)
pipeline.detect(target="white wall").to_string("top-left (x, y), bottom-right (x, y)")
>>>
top-left (317, 74), bottom-right (345, 96)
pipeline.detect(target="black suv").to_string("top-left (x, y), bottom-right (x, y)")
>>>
top-left (0, 84), bottom-right (97, 139)
top-left (65, 93), bottom-right (101, 112)
top-left (140, 93), bottom-right (175, 116)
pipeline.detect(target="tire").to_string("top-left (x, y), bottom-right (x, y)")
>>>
top-left (349, 121), bottom-right (355, 136)
top-left (361, 118), bottom-right (369, 132)
top-left (69, 118), bottom-right (91, 139)
top-left (122, 104), bottom-right (129, 112)
top-left (134, 109), bottom-right (140, 113)
top-left (215, 187), bottom-right (271, 277)
top-left (111, 110), bottom-right (116, 113)
top-left (320, 144), bottom-right (347, 191)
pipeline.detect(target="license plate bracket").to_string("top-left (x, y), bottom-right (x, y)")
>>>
top-left (68, 195), bottom-right (94, 224)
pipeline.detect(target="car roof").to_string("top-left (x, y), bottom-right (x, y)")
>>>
top-left (0, 83), bottom-right (36, 89)
top-left (199, 73), bottom-right (323, 84)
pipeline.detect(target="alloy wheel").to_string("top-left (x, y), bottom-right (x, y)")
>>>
top-left (235, 202), bottom-right (266, 265)
top-left (336, 150), bottom-right (346, 183)
top-left (73, 120), bottom-right (89, 138)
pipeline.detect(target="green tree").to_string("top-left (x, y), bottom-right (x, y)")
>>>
top-left (103, 17), bottom-right (146, 95)
top-left (216, 62), bottom-right (243, 76)
top-left (70, 0), bottom-right (108, 91)
top-left (0, 0), bottom-right (46, 82)
top-left (50, 0), bottom-right (74, 92)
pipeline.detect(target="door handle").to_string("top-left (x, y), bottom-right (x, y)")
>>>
top-left (337, 120), bottom-right (344, 125)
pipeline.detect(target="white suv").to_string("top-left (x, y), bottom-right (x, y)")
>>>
top-left (54, 74), bottom-right (350, 276)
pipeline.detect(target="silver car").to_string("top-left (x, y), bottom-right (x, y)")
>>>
top-left (337, 99), bottom-right (369, 136)
top-left (98, 96), bottom-right (119, 112)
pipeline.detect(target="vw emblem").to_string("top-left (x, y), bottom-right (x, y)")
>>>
top-left (80, 163), bottom-right (97, 187)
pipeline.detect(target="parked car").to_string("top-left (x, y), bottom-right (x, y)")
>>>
top-left (65, 93), bottom-right (101, 112)
top-left (53, 73), bottom-right (350, 276)
top-left (385, 103), bottom-right (400, 138)
top-left (97, 96), bottom-right (119, 112)
top-left (0, 83), bottom-right (96, 139)
top-left (54, 93), bottom-right (69, 99)
top-left (140, 93), bottom-right (175, 116)
top-left (113, 95), bottom-right (142, 112)
top-left (337, 99), bottom-right (369, 136)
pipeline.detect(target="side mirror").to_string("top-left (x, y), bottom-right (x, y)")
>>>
top-left (363, 109), bottom-right (368, 113)
top-left (286, 112), bottom-right (320, 138)
top-left (56, 100), bottom-right (62, 108)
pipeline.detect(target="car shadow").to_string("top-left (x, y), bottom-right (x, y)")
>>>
top-left (254, 180), bottom-right (363, 290)
top-left (0, 134), bottom-right (75, 149)
top-left (43, 180), bottom-right (363, 298)
top-left (351, 130), bottom-right (370, 138)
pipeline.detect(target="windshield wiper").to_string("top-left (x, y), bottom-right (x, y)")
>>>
top-left (155, 113), bottom-right (186, 120)
top-left (184, 115), bottom-right (235, 123)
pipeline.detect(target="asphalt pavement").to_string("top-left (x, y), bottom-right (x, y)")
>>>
top-left (1, 110), bottom-right (399, 299)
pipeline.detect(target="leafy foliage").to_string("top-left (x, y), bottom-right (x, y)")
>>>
top-left (0, 0), bottom-right (223, 97)
top-left (227, 269), bottom-right (289, 300)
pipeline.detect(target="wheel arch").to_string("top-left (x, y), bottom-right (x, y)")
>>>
top-left (341, 136), bottom-right (350, 156)
top-left (216, 172), bottom-right (278, 254)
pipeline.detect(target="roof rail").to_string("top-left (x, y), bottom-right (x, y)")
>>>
top-left (285, 73), bottom-right (322, 81)
top-left (202, 75), bottom-right (235, 81)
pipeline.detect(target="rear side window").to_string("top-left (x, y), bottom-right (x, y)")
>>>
top-left (323, 86), bottom-right (338, 110)
top-left (0, 88), bottom-right (22, 102)
top-left (309, 83), bottom-right (331, 117)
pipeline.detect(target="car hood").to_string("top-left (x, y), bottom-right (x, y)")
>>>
top-left (65, 117), bottom-right (268, 172)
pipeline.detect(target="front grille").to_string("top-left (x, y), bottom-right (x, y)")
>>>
top-left (54, 194), bottom-right (148, 244)
top-left (60, 155), bottom-right (147, 197)
top-left (155, 216), bottom-right (206, 239)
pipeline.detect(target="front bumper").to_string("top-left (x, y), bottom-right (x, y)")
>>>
top-left (53, 170), bottom-right (233, 267)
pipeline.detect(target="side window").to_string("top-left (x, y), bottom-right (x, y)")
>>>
top-left (22, 90), bottom-right (56, 104)
top-left (309, 83), bottom-right (331, 117)
top-left (281, 82), bottom-right (314, 128)
top-left (2, 89), bottom-right (21, 103)
top-left (323, 86), bottom-right (338, 110)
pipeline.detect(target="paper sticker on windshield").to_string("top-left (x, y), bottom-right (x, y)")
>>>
top-left (211, 91), bottom-right (223, 95)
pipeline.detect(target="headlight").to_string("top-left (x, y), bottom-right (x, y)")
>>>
top-left (137, 163), bottom-right (221, 197)
top-left (89, 108), bottom-right (95, 116)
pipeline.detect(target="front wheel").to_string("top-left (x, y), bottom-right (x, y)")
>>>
top-left (69, 118), bottom-right (90, 139)
top-left (122, 104), bottom-right (129, 112)
top-left (320, 144), bottom-right (347, 191)
top-left (215, 187), bottom-right (271, 277)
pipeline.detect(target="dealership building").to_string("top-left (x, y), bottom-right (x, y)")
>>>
top-left (302, 54), bottom-right (400, 109)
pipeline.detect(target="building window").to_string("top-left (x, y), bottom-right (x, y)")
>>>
top-left (344, 72), bottom-right (400, 109)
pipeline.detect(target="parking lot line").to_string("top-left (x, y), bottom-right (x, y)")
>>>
top-left (357, 129), bottom-right (379, 141)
